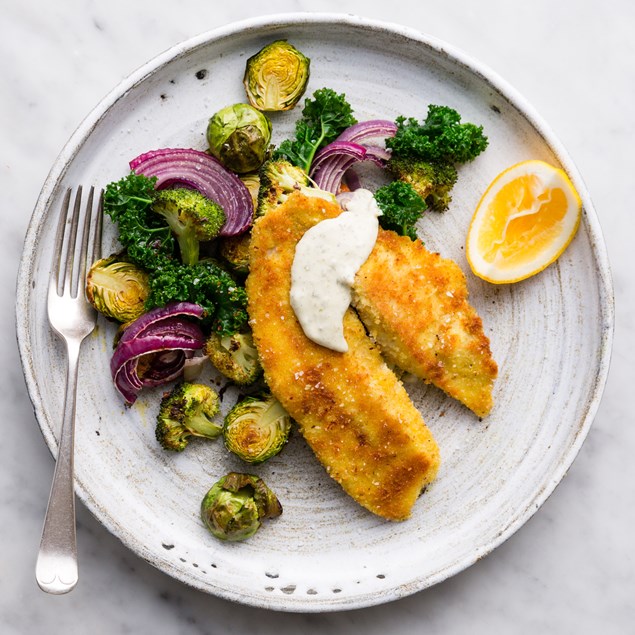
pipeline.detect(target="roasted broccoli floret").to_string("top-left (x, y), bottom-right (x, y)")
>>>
top-left (155, 381), bottom-right (222, 452)
top-left (152, 188), bottom-right (226, 265)
top-left (386, 156), bottom-right (457, 212)
top-left (204, 330), bottom-right (261, 385)
top-left (256, 159), bottom-right (335, 217)
top-left (386, 104), bottom-right (488, 211)
top-left (374, 181), bottom-right (427, 240)
top-left (200, 472), bottom-right (282, 542)
top-left (223, 392), bottom-right (291, 464)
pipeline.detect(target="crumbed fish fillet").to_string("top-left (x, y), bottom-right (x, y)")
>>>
top-left (353, 231), bottom-right (498, 418)
top-left (247, 192), bottom-right (440, 521)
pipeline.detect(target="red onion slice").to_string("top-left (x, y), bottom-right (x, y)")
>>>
top-left (111, 302), bottom-right (206, 405)
top-left (130, 148), bottom-right (253, 236)
top-left (336, 120), bottom-right (397, 143)
top-left (310, 141), bottom-right (389, 194)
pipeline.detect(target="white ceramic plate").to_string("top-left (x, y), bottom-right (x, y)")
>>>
top-left (16, 14), bottom-right (614, 611)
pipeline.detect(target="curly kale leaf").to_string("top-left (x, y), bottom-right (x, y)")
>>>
top-left (274, 87), bottom-right (357, 172)
top-left (386, 104), bottom-right (488, 164)
top-left (103, 173), bottom-right (175, 269)
top-left (374, 181), bottom-right (427, 240)
top-left (145, 259), bottom-right (249, 335)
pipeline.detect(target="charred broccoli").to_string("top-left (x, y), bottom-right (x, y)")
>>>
top-left (257, 159), bottom-right (335, 217)
top-left (204, 330), bottom-right (261, 385)
top-left (152, 188), bottom-right (226, 265)
top-left (386, 104), bottom-right (488, 211)
top-left (155, 381), bottom-right (222, 451)
top-left (386, 157), bottom-right (458, 212)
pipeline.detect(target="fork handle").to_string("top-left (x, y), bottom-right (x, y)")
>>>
top-left (36, 339), bottom-right (82, 594)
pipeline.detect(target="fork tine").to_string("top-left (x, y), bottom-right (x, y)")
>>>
top-left (51, 188), bottom-right (72, 296)
top-left (62, 186), bottom-right (83, 297)
top-left (76, 186), bottom-right (95, 299)
top-left (91, 190), bottom-right (104, 264)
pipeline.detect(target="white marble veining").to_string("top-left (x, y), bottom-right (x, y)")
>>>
top-left (2, 0), bottom-right (633, 633)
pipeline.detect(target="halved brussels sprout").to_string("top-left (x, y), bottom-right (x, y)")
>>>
top-left (219, 231), bottom-right (251, 275)
top-left (206, 103), bottom-right (272, 174)
top-left (86, 255), bottom-right (150, 323)
top-left (244, 40), bottom-right (310, 112)
top-left (223, 392), bottom-right (291, 464)
top-left (240, 173), bottom-right (260, 208)
top-left (200, 472), bottom-right (282, 541)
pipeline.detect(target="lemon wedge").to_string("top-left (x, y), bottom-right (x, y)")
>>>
top-left (466, 160), bottom-right (582, 283)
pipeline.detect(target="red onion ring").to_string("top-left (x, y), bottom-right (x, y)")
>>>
top-left (111, 302), bottom-right (206, 405)
top-left (336, 120), bottom-right (397, 143)
top-left (130, 148), bottom-right (253, 236)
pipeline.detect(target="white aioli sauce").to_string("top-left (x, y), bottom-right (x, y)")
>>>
top-left (290, 188), bottom-right (382, 352)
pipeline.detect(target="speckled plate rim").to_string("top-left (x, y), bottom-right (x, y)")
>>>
top-left (16, 12), bottom-right (614, 611)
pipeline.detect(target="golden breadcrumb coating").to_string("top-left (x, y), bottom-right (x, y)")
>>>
top-left (353, 230), bottom-right (498, 418)
top-left (247, 192), bottom-right (440, 521)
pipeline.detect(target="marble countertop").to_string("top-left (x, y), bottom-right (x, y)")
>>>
top-left (3, 1), bottom-right (633, 633)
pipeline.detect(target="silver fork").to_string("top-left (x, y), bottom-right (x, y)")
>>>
top-left (36, 186), bottom-right (102, 594)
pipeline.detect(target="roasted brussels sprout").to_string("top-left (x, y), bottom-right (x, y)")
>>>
top-left (243, 40), bottom-right (310, 112)
top-left (86, 254), bottom-right (150, 323)
top-left (204, 330), bottom-right (261, 385)
top-left (206, 104), bottom-right (272, 174)
top-left (200, 472), bottom-right (282, 541)
top-left (155, 381), bottom-right (222, 452)
top-left (219, 231), bottom-right (251, 275)
top-left (239, 173), bottom-right (260, 208)
top-left (223, 392), bottom-right (291, 464)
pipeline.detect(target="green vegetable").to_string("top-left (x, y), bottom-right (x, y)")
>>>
top-left (104, 174), bottom-right (249, 336)
top-left (388, 105), bottom-right (488, 163)
top-left (85, 254), bottom-right (150, 323)
top-left (155, 381), bottom-right (222, 452)
top-left (257, 159), bottom-right (335, 217)
top-left (151, 188), bottom-right (225, 266)
top-left (386, 104), bottom-right (488, 211)
top-left (223, 392), bottom-right (291, 464)
top-left (374, 181), bottom-right (427, 240)
top-left (200, 472), bottom-right (282, 541)
top-left (244, 40), bottom-right (310, 112)
top-left (274, 87), bottom-right (357, 172)
top-left (206, 103), bottom-right (273, 174)
top-left (218, 231), bottom-right (251, 275)
top-left (103, 173), bottom-right (174, 269)
top-left (204, 330), bottom-right (261, 385)
top-left (145, 258), bottom-right (249, 336)
top-left (239, 172), bottom-right (260, 207)
top-left (387, 156), bottom-right (458, 212)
